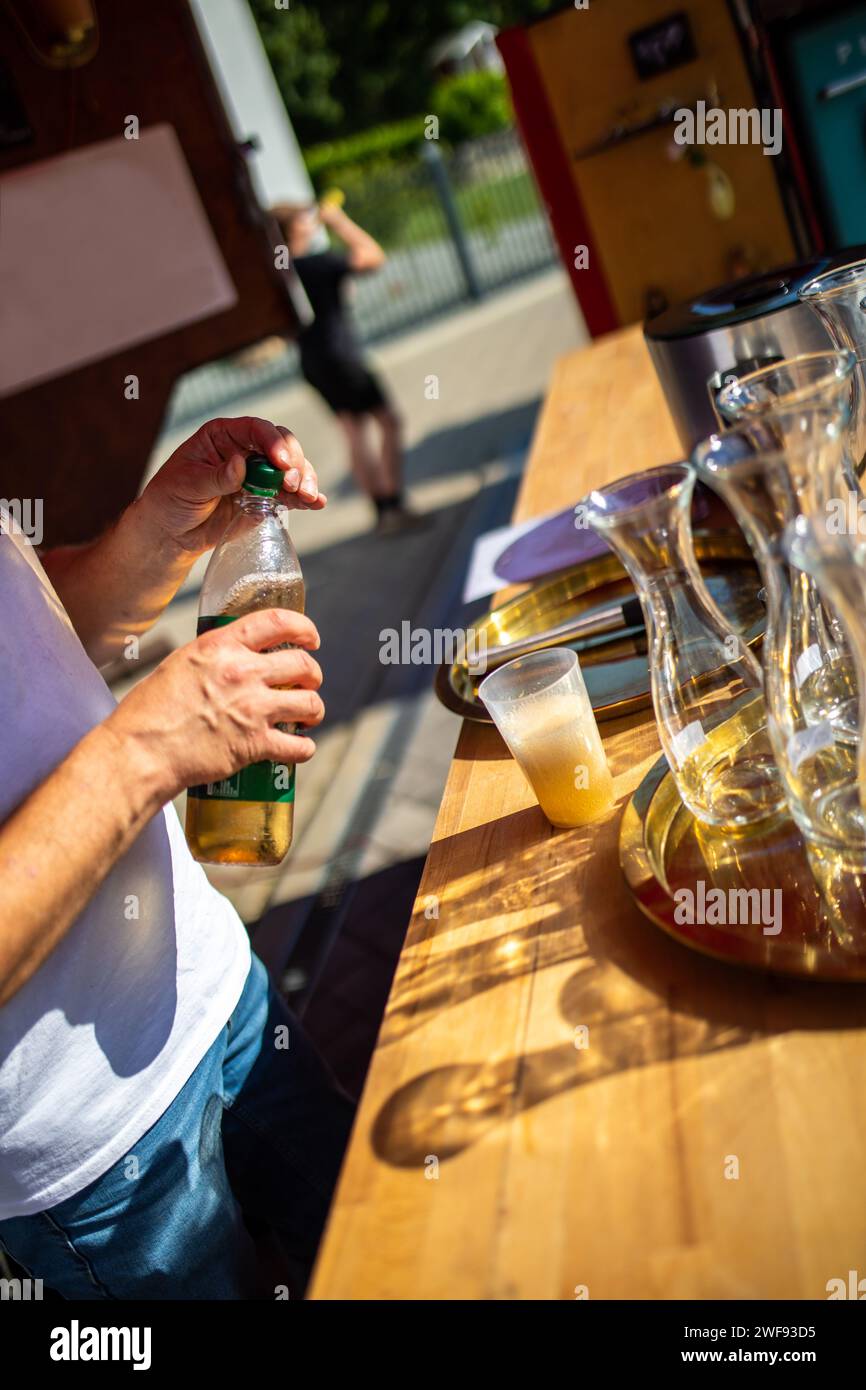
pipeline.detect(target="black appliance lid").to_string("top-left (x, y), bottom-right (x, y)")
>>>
top-left (644, 248), bottom-right (866, 341)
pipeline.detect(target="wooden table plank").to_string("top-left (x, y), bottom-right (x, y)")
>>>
top-left (310, 324), bottom-right (866, 1301)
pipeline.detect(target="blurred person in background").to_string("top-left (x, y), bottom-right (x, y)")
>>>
top-left (274, 200), bottom-right (424, 536)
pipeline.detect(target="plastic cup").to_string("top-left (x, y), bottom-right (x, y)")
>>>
top-left (479, 648), bottom-right (615, 828)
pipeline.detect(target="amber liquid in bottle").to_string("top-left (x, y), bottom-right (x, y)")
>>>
top-left (184, 573), bottom-right (305, 866)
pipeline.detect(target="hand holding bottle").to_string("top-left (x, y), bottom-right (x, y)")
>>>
top-left (105, 608), bottom-right (324, 803)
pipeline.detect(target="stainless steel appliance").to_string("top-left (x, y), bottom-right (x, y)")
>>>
top-left (643, 251), bottom-right (866, 452)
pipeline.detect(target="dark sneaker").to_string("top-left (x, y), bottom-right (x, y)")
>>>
top-left (375, 506), bottom-right (431, 537)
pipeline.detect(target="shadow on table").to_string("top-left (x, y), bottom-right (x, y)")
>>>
top-left (452, 722), bottom-right (511, 761)
top-left (369, 803), bottom-right (866, 1167)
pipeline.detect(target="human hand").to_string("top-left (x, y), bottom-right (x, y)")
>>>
top-left (106, 608), bottom-right (324, 798)
top-left (138, 416), bottom-right (326, 556)
top-left (318, 199), bottom-right (345, 229)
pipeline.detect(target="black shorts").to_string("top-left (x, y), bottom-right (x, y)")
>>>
top-left (300, 353), bottom-right (388, 416)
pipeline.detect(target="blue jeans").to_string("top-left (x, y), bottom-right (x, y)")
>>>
top-left (0, 953), bottom-right (354, 1299)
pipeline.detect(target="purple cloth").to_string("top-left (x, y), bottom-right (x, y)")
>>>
top-left (494, 480), bottom-right (713, 584)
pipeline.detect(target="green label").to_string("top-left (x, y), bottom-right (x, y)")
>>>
top-left (188, 615), bottom-right (296, 804)
top-left (196, 615), bottom-right (238, 632)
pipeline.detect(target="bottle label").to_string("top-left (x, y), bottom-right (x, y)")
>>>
top-left (187, 615), bottom-right (296, 805)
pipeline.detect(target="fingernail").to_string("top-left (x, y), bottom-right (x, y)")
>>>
top-left (278, 444), bottom-right (293, 465)
top-left (285, 468), bottom-right (301, 490)
top-left (300, 478), bottom-right (318, 501)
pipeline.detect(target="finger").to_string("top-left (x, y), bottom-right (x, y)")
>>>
top-left (171, 451), bottom-right (245, 501)
top-left (222, 417), bottom-right (305, 472)
top-left (258, 648), bottom-right (323, 689)
top-left (295, 454), bottom-right (319, 505)
top-left (211, 455), bottom-right (246, 495)
top-left (196, 417), bottom-right (305, 488)
top-left (182, 421), bottom-right (249, 496)
top-left (178, 418), bottom-right (308, 499)
top-left (280, 487), bottom-right (328, 512)
top-left (263, 729), bottom-right (318, 765)
top-left (267, 688), bottom-right (325, 727)
top-left (232, 608), bottom-right (320, 652)
top-left (275, 425), bottom-right (319, 503)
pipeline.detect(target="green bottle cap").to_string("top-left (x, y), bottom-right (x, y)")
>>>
top-left (243, 452), bottom-right (283, 496)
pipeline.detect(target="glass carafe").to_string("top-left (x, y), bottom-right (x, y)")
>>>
top-left (784, 516), bottom-right (866, 817)
top-left (800, 262), bottom-right (866, 486)
top-left (715, 351), bottom-right (859, 740)
top-left (585, 464), bottom-right (783, 830)
top-left (715, 350), bottom-right (856, 512)
top-left (693, 430), bottom-right (866, 860)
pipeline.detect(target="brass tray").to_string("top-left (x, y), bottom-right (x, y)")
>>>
top-left (437, 531), bottom-right (763, 724)
top-left (620, 754), bottom-right (866, 980)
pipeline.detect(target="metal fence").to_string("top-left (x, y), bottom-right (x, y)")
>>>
top-left (166, 126), bottom-right (556, 428)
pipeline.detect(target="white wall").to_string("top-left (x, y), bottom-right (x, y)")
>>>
top-left (190, 0), bottom-right (315, 211)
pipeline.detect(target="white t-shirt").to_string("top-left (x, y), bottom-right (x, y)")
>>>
top-left (0, 515), bottom-right (251, 1219)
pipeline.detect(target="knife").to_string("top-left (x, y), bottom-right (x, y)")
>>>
top-left (470, 595), bottom-right (645, 674)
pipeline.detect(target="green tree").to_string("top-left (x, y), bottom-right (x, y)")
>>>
top-left (249, 0), bottom-right (559, 146)
top-left (433, 70), bottom-right (513, 144)
top-left (248, 2), bottom-right (342, 139)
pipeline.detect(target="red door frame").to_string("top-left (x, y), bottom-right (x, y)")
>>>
top-left (497, 24), bottom-right (619, 337)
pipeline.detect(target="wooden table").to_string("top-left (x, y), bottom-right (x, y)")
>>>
top-left (310, 325), bottom-right (866, 1301)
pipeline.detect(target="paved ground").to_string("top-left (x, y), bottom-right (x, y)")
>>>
top-left (125, 267), bottom-right (587, 1093)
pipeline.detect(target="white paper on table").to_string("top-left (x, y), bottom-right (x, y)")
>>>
top-left (0, 123), bottom-right (238, 397)
top-left (462, 508), bottom-right (567, 604)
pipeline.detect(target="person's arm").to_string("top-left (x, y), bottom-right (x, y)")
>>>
top-left (41, 417), bottom-right (327, 667)
top-left (320, 203), bottom-right (386, 273)
top-left (0, 608), bottom-right (323, 1006)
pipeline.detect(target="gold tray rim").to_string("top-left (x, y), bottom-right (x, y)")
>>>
top-left (619, 752), bottom-right (866, 982)
top-left (437, 529), bottom-right (759, 725)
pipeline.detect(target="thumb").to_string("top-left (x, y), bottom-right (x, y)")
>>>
top-left (215, 455), bottom-right (245, 495)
